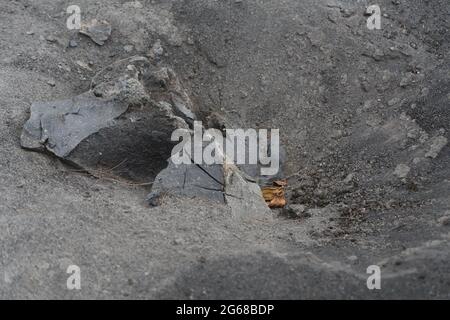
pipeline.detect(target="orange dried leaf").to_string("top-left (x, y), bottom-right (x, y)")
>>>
top-left (261, 186), bottom-right (286, 208)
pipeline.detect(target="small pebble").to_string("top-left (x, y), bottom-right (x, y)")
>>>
top-left (124, 45), bottom-right (134, 53)
top-left (45, 35), bottom-right (57, 43)
top-left (438, 215), bottom-right (450, 226)
top-left (68, 40), bottom-right (78, 48)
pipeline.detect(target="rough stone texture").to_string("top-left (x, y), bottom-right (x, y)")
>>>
top-left (147, 139), bottom-right (272, 212)
top-left (393, 164), bottom-right (410, 179)
top-left (0, 0), bottom-right (449, 299)
top-left (148, 160), bottom-right (225, 204)
top-left (20, 48), bottom-right (272, 211)
top-left (21, 92), bottom-right (129, 157)
top-left (20, 58), bottom-right (191, 182)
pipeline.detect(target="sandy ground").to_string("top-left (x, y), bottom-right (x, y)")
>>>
top-left (0, 0), bottom-right (449, 299)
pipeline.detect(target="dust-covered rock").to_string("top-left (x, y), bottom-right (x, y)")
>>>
top-left (21, 57), bottom-right (192, 183)
top-left (425, 136), bottom-right (448, 159)
top-left (79, 19), bottom-right (112, 46)
top-left (394, 164), bottom-right (411, 179)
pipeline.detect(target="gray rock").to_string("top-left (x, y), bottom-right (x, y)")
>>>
top-left (147, 137), bottom-right (272, 216)
top-left (283, 204), bottom-right (309, 219)
top-left (123, 1), bottom-right (144, 9)
top-left (425, 136), bottom-right (448, 159)
top-left (291, 204), bottom-right (306, 214)
top-left (146, 125), bottom-right (272, 216)
top-left (148, 160), bottom-right (225, 204)
top-left (45, 35), bottom-right (57, 43)
top-left (21, 58), bottom-right (191, 182)
top-left (400, 74), bottom-right (414, 87)
top-left (173, 237), bottom-right (185, 245)
top-left (149, 39), bottom-right (164, 61)
top-left (340, 8), bottom-right (355, 18)
top-left (79, 19), bottom-right (112, 45)
top-left (22, 54), bottom-right (270, 215)
top-left (68, 39), bottom-right (78, 48)
top-left (394, 164), bottom-right (410, 179)
top-left (438, 214), bottom-right (450, 226)
top-left (21, 92), bottom-right (129, 158)
top-left (123, 45), bottom-right (134, 53)
top-left (342, 173), bottom-right (354, 184)
top-left (224, 165), bottom-right (273, 220)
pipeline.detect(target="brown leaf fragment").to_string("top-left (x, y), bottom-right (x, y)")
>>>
top-left (261, 180), bottom-right (287, 208)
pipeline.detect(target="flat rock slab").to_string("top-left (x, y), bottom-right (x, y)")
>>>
top-left (21, 92), bottom-right (128, 158)
top-left (148, 160), bottom-right (225, 204)
top-left (21, 58), bottom-right (192, 182)
top-left (20, 92), bottom-right (186, 182)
